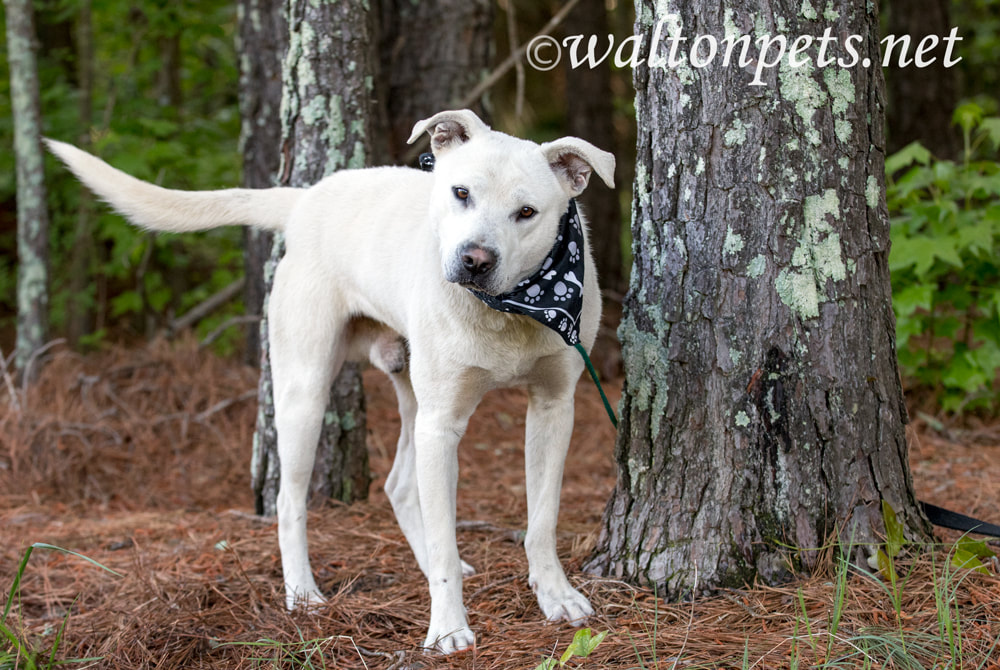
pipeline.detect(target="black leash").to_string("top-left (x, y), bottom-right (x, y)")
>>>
top-left (922, 501), bottom-right (1000, 538)
top-left (418, 152), bottom-right (1000, 540)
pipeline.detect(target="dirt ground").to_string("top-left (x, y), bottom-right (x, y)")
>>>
top-left (1, 339), bottom-right (999, 669)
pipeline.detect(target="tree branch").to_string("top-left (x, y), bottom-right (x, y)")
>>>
top-left (167, 277), bottom-right (246, 335)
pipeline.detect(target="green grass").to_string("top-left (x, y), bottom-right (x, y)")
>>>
top-left (620, 532), bottom-right (998, 670)
top-left (1, 543), bottom-right (119, 670)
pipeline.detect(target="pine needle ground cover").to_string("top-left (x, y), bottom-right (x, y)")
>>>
top-left (1, 341), bottom-right (998, 668)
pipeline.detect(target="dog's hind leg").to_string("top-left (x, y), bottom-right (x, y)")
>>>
top-left (384, 370), bottom-right (476, 579)
top-left (269, 260), bottom-right (347, 611)
top-left (523, 377), bottom-right (594, 625)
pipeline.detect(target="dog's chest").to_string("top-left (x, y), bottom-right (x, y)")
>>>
top-left (466, 330), bottom-right (571, 391)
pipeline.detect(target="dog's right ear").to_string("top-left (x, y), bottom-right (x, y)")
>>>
top-left (407, 109), bottom-right (490, 154)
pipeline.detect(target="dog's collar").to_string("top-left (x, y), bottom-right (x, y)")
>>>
top-left (419, 152), bottom-right (584, 347)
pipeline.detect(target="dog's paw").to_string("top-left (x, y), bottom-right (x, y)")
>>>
top-left (461, 559), bottom-right (476, 578)
top-left (533, 582), bottom-right (593, 625)
top-left (285, 588), bottom-right (326, 613)
top-left (423, 624), bottom-right (475, 654)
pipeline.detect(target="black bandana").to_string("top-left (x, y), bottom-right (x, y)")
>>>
top-left (471, 199), bottom-right (584, 346)
top-left (418, 152), bottom-right (585, 347)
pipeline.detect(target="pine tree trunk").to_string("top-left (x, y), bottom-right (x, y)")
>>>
top-left (237, 0), bottom-right (285, 366)
top-left (587, 0), bottom-right (931, 595)
top-left (563, 0), bottom-right (623, 293)
top-left (251, 0), bottom-right (375, 515)
top-left (5, 0), bottom-right (50, 377)
top-left (375, 0), bottom-right (493, 162)
top-left (885, 0), bottom-right (958, 158)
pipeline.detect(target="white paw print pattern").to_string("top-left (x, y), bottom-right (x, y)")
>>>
top-left (545, 309), bottom-right (557, 322)
top-left (523, 284), bottom-right (544, 304)
top-left (552, 280), bottom-right (574, 302)
top-left (567, 240), bottom-right (580, 263)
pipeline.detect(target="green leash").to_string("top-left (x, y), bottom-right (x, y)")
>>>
top-left (574, 342), bottom-right (618, 429)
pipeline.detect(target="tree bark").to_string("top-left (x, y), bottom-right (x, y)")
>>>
top-left (885, 0), bottom-right (958, 158)
top-left (251, 0), bottom-right (375, 515)
top-left (587, 0), bottom-right (931, 596)
top-left (237, 0), bottom-right (285, 366)
top-left (5, 0), bottom-right (50, 377)
top-left (375, 0), bottom-right (493, 163)
top-left (563, 0), bottom-right (623, 293)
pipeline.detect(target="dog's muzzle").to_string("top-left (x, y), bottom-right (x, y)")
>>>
top-left (447, 243), bottom-right (500, 291)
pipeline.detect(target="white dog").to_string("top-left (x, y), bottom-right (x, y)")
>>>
top-left (47, 109), bottom-right (615, 653)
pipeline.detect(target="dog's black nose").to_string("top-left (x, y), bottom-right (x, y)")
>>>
top-left (461, 245), bottom-right (496, 277)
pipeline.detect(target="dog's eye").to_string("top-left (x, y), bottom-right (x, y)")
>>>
top-left (453, 186), bottom-right (469, 201)
top-left (519, 206), bottom-right (536, 219)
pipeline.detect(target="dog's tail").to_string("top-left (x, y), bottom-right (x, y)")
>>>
top-left (46, 139), bottom-right (300, 233)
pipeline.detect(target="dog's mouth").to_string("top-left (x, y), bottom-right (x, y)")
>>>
top-left (458, 278), bottom-right (500, 295)
top-left (446, 260), bottom-right (503, 295)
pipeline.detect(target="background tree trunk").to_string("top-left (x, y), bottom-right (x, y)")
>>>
top-left (884, 0), bottom-right (958, 158)
top-left (5, 0), bottom-right (50, 377)
top-left (251, 0), bottom-right (375, 515)
top-left (375, 0), bottom-right (493, 163)
top-left (66, 0), bottom-right (95, 347)
top-left (587, 0), bottom-right (931, 595)
top-left (237, 0), bottom-right (285, 366)
top-left (562, 0), bottom-right (623, 294)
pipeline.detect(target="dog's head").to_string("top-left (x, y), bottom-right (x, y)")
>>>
top-left (408, 110), bottom-right (615, 296)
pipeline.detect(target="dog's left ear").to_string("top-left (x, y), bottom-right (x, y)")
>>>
top-left (407, 109), bottom-right (490, 154)
top-left (541, 138), bottom-right (616, 196)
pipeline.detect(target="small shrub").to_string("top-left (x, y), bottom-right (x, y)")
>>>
top-left (887, 103), bottom-right (1000, 412)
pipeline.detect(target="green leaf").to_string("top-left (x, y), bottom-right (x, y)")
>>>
top-left (881, 500), bottom-right (905, 558)
top-left (969, 339), bottom-right (1000, 381)
top-left (560, 628), bottom-right (607, 663)
top-left (955, 218), bottom-right (996, 257)
top-left (941, 346), bottom-right (990, 393)
top-left (889, 235), bottom-right (960, 277)
top-left (893, 164), bottom-right (937, 199)
top-left (137, 117), bottom-right (181, 139)
top-left (980, 117), bottom-right (1000, 152)
top-left (560, 629), bottom-right (587, 664)
top-left (876, 548), bottom-right (899, 585)
top-left (932, 160), bottom-right (959, 187)
top-left (585, 630), bottom-right (608, 655)
top-left (953, 102), bottom-right (985, 135)
top-left (111, 290), bottom-right (143, 317)
top-left (886, 141), bottom-right (932, 175)
top-left (534, 660), bottom-right (558, 670)
top-left (893, 284), bottom-right (933, 318)
top-left (951, 549), bottom-right (990, 575)
top-left (148, 285), bottom-right (172, 312)
top-left (957, 536), bottom-right (996, 559)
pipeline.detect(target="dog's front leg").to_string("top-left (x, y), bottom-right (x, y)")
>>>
top-left (524, 385), bottom-right (594, 624)
top-left (413, 404), bottom-right (476, 653)
top-left (384, 371), bottom-right (476, 580)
